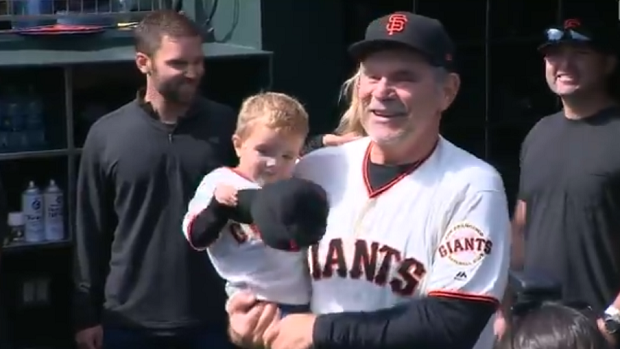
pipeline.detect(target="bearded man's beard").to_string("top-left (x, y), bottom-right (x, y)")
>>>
top-left (152, 68), bottom-right (196, 105)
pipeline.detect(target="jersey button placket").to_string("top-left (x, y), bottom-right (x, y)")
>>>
top-left (352, 198), bottom-right (378, 239)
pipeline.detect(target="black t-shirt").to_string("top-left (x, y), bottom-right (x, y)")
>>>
top-left (519, 106), bottom-right (620, 311)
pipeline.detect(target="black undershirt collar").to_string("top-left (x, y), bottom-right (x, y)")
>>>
top-left (363, 141), bottom-right (438, 196)
top-left (365, 161), bottom-right (414, 192)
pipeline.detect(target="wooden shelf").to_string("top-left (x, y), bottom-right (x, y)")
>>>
top-left (3, 239), bottom-right (72, 254)
top-left (0, 31), bottom-right (272, 67)
top-left (0, 148), bottom-right (74, 162)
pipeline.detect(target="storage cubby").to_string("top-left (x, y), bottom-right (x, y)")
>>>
top-left (1, 158), bottom-right (69, 225)
top-left (0, 50), bottom-right (271, 347)
top-left (0, 67), bottom-right (68, 155)
top-left (0, 157), bottom-right (72, 347)
top-left (1, 248), bottom-right (73, 348)
top-left (72, 63), bottom-right (143, 148)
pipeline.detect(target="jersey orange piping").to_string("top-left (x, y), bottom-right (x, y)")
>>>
top-left (362, 141), bottom-right (438, 198)
top-left (428, 290), bottom-right (500, 307)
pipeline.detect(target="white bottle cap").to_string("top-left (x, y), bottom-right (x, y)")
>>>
top-left (8, 212), bottom-right (24, 226)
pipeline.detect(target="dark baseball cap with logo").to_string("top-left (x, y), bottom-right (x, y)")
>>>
top-left (348, 11), bottom-right (455, 70)
top-left (539, 17), bottom-right (619, 54)
top-left (231, 178), bottom-right (329, 251)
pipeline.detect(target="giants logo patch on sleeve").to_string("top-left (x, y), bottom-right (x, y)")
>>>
top-left (438, 222), bottom-right (492, 265)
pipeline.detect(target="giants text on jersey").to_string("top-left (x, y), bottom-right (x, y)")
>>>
top-left (182, 167), bottom-right (311, 305)
top-left (295, 137), bottom-right (510, 349)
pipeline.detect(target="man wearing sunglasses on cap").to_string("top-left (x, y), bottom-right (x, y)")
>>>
top-left (506, 17), bottom-right (620, 347)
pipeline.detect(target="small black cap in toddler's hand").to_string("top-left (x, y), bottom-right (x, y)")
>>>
top-left (235, 178), bottom-right (329, 251)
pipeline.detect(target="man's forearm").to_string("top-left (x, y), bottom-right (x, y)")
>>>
top-left (504, 222), bottom-right (523, 316)
top-left (313, 297), bottom-right (495, 349)
top-left (510, 220), bottom-right (525, 270)
top-left (510, 200), bottom-right (527, 270)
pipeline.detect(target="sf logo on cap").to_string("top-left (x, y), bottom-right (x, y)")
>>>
top-left (386, 13), bottom-right (408, 36)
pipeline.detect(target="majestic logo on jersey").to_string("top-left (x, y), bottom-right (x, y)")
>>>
top-left (309, 238), bottom-right (426, 296)
top-left (438, 222), bottom-right (492, 265)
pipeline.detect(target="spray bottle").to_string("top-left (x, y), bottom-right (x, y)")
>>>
top-left (22, 181), bottom-right (44, 242)
top-left (43, 179), bottom-right (64, 241)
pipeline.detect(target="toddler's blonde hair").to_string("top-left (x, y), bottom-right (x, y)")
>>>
top-left (235, 92), bottom-right (309, 139)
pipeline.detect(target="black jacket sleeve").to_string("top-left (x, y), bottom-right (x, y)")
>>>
top-left (73, 127), bottom-right (114, 331)
top-left (302, 134), bottom-right (325, 155)
top-left (313, 296), bottom-right (496, 349)
top-left (187, 198), bottom-right (231, 249)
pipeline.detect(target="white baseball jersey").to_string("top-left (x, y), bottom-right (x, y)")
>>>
top-left (182, 167), bottom-right (311, 305)
top-left (295, 137), bottom-right (510, 349)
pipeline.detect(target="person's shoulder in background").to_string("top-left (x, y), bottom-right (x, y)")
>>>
top-left (301, 134), bottom-right (325, 155)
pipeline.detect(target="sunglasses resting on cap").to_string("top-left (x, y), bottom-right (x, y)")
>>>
top-left (539, 17), bottom-right (618, 53)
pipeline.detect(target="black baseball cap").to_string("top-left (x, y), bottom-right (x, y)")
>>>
top-left (233, 178), bottom-right (329, 251)
top-left (348, 12), bottom-right (455, 70)
top-left (539, 17), bottom-right (619, 54)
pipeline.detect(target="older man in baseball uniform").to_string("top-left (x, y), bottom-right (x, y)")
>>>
top-left (225, 12), bottom-right (510, 349)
